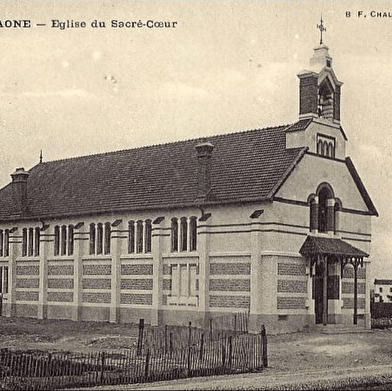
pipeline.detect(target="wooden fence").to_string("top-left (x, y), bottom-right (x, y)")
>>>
top-left (0, 326), bottom-right (267, 390)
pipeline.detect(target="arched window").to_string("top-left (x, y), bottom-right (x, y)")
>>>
top-left (4, 230), bottom-right (9, 257)
top-left (180, 217), bottom-right (188, 252)
top-left (317, 184), bottom-right (335, 233)
top-left (330, 143), bottom-right (335, 158)
top-left (189, 217), bottom-right (197, 251)
top-left (96, 223), bottom-right (103, 254)
top-left (104, 222), bottom-right (111, 255)
top-left (28, 228), bottom-right (34, 256)
top-left (34, 227), bottom-right (40, 257)
top-left (68, 225), bottom-right (74, 256)
top-left (145, 220), bottom-right (152, 253)
top-left (0, 230), bottom-right (3, 257)
top-left (61, 225), bottom-right (67, 255)
top-left (136, 220), bottom-right (143, 253)
top-left (128, 221), bottom-right (135, 254)
top-left (89, 223), bottom-right (96, 255)
top-left (171, 218), bottom-right (178, 252)
top-left (22, 228), bottom-right (28, 257)
top-left (54, 226), bottom-right (60, 256)
top-left (324, 141), bottom-right (329, 157)
top-left (318, 188), bottom-right (328, 233)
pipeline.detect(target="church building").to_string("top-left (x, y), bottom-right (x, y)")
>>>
top-left (0, 28), bottom-right (378, 334)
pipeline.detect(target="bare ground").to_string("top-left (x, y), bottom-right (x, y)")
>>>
top-left (1, 317), bottom-right (392, 389)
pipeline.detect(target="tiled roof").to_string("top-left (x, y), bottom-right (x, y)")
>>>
top-left (284, 118), bottom-right (312, 133)
top-left (299, 236), bottom-right (369, 258)
top-left (0, 123), bottom-right (307, 222)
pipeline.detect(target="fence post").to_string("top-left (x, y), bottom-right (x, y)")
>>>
top-left (170, 331), bottom-right (173, 355)
top-left (261, 324), bottom-right (268, 368)
top-left (137, 318), bottom-right (145, 355)
top-left (221, 338), bottom-right (226, 369)
top-left (199, 332), bottom-right (204, 360)
top-left (100, 351), bottom-right (105, 384)
top-left (228, 336), bottom-right (232, 369)
top-left (165, 325), bottom-right (168, 354)
top-left (144, 349), bottom-right (150, 379)
top-left (209, 318), bottom-right (213, 339)
top-left (187, 321), bottom-right (192, 376)
top-left (234, 314), bottom-right (237, 333)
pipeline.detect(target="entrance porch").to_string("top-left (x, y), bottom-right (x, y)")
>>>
top-left (300, 235), bottom-right (369, 326)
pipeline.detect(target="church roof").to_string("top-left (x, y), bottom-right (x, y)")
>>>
top-left (0, 123), bottom-right (308, 222)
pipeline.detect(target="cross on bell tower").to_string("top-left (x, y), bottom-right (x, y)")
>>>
top-left (317, 15), bottom-right (326, 45)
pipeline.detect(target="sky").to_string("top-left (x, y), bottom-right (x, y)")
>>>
top-left (0, 0), bottom-right (391, 279)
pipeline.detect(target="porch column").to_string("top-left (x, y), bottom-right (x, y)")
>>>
top-left (322, 255), bottom-right (328, 326)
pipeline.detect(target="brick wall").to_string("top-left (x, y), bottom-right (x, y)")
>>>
top-left (48, 292), bottom-right (73, 303)
top-left (48, 265), bottom-right (74, 275)
top-left (343, 297), bottom-right (366, 309)
top-left (16, 265), bottom-right (39, 275)
top-left (48, 278), bottom-right (74, 289)
top-left (15, 291), bottom-right (39, 302)
top-left (277, 297), bottom-right (306, 309)
top-left (16, 278), bottom-right (39, 289)
top-left (209, 279), bottom-right (250, 292)
top-left (121, 278), bottom-right (153, 290)
top-left (83, 264), bottom-right (111, 275)
top-left (82, 292), bottom-right (111, 303)
top-left (121, 264), bottom-right (153, 275)
top-left (209, 295), bottom-right (250, 309)
top-left (278, 263), bottom-right (306, 276)
top-left (121, 293), bottom-right (152, 305)
top-left (342, 282), bottom-right (366, 295)
top-left (82, 278), bottom-right (111, 289)
top-left (277, 280), bottom-right (307, 293)
top-left (210, 263), bottom-right (250, 275)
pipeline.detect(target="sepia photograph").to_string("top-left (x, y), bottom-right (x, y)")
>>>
top-left (0, 0), bottom-right (391, 389)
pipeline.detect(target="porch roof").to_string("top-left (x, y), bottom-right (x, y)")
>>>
top-left (299, 236), bottom-right (369, 259)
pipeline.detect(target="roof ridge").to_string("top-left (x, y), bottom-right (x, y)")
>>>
top-left (35, 122), bottom-right (294, 166)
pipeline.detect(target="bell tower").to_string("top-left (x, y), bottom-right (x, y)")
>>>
top-left (297, 17), bottom-right (343, 125)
